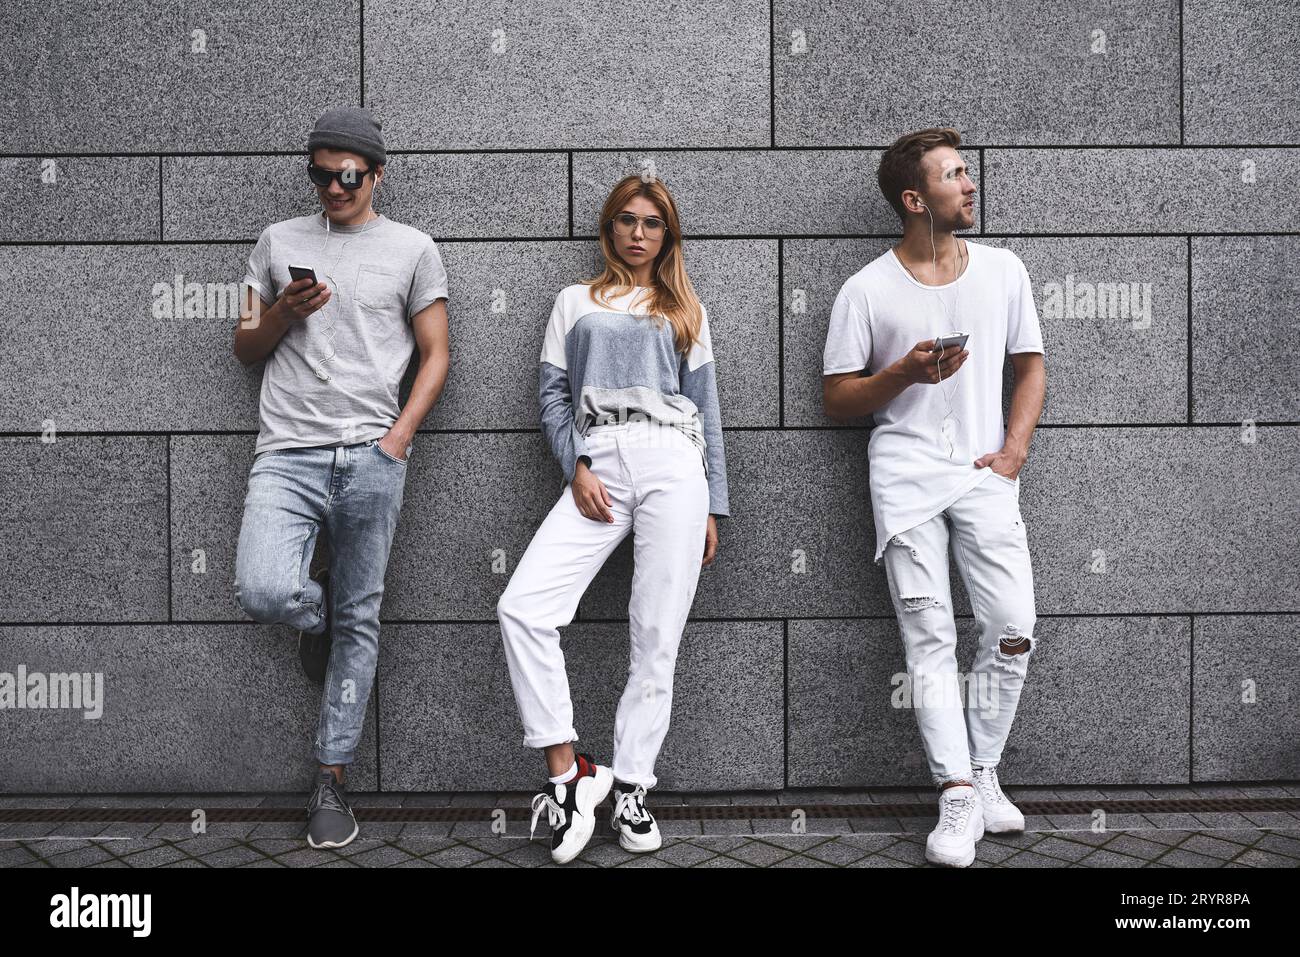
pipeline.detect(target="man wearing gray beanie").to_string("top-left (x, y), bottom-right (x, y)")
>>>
top-left (308, 105), bottom-right (387, 168)
top-left (233, 105), bottom-right (451, 851)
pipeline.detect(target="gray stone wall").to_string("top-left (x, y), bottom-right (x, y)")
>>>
top-left (1, 1), bottom-right (1296, 792)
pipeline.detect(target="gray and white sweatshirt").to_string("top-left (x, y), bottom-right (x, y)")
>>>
top-left (538, 283), bottom-right (730, 517)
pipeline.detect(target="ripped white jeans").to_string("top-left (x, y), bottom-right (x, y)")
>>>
top-left (881, 472), bottom-right (1037, 785)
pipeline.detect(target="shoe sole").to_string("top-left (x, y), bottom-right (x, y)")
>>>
top-left (984, 818), bottom-right (1025, 834)
top-left (551, 766), bottom-right (613, 865)
top-left (617, 831), bottom-right (662, 853)
top-left (300, 569), bottom-right (330, 682)
top-left (298, 631), bottom-right (329, 684)
top-left (308, 819), bottom-right (359, 850)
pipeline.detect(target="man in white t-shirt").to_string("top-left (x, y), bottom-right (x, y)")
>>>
top-left (822, 127), bottom-right (1047, 868)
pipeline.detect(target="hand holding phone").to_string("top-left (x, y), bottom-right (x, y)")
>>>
top-left (281, 265), bottom-right (330, 320)
top-left (898, 335), bottom-right (970, 385)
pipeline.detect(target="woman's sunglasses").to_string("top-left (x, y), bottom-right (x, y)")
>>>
top-left (608, 213), bottom-right (667, 239)
top-left (307, 161), bottom-right (374, 190)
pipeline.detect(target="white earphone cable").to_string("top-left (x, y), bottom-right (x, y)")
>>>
top-left (899, 201), bottom-right (967, 458)
top-left (309, 180), bottom-right (382, 382)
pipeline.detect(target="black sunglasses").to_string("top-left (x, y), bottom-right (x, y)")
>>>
top-left (307, 161), bottom-right (374, 190)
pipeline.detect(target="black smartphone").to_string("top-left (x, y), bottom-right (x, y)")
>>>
top-left (288, 265), bottom-right (318, 286)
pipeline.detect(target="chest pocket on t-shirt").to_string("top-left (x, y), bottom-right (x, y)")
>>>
top-left (354, 267), bottom-right (405, 344)
top-left (355, 267), bottom-right (402, 312)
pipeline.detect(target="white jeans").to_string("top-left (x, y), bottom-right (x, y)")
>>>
top-left (496, 418), bottom-right (711, 788)
top-left (881, 473), bottom-right (1038, 786)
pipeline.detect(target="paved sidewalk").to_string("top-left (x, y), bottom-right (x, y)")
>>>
top-left (3, 784), bottom-right (1299, 868)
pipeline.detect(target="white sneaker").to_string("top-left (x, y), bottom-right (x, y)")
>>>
top-left (529, 753), bottom-right (613, 865)
top-left (610, 782), bottom-right (661, 852)
top-left (925, 784), bottom-right (984, 867)
top-left (972, 765), bottom-right (1025, 833)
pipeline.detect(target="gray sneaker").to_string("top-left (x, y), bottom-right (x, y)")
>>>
top-left (298, 567), bottom-right (331, 684)
top-left (307, 769), bottom-right (358, 849)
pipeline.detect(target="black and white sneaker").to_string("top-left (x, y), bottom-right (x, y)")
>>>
top-left (529, 753), bottom-right (613, 864)
top-left (306, 768), bottom-right (358, 849)
top-left (298, 566), bottom-right (331, 684)
top-left (610, 781), bottom-right (660, 852)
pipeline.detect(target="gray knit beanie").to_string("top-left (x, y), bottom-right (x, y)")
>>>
top-left (307, 106), bottom-right (387, 166)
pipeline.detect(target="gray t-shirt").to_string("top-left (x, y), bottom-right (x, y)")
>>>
top-left (242, 212), bottom-right (449, 454)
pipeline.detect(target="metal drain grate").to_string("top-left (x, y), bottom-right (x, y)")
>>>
top-left (1, 796), bottom-right (1296, 824)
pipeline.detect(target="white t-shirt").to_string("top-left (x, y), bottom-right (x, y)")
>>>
top-left (822, 240), bottom-right (1045, 564)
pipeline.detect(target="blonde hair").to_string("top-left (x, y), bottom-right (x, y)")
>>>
top-left (585, 174), bottom-right (703, 354)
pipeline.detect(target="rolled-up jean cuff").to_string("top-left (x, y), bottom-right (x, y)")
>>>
top-left (315, 749), bottom-right (356, 767)
top-left (611, 770), bottom-right (656, 788)
top-left (523, 729), bottom-right (579, 750)
top-left (932, 768), bottom-right (974, 786)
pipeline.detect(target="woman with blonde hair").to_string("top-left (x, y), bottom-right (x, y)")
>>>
top-left (496, 174), bottom-right (729, 864)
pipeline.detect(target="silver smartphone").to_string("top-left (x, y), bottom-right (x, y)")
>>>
top-left (932, 332), bottom-right (969, 352)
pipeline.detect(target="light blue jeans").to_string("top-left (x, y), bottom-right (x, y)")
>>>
top-left (881, 472), bottom-right (1038, 786)
top-left (234, 437), bottom-right (409, 767)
